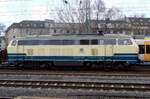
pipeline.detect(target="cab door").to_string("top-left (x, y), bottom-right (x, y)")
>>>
top-left (17, 40), bottom-right (25, 61)
top-left (144, 42), bottom-right (150, 61)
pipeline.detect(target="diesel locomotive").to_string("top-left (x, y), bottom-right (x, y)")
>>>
top-left (5, 34), bottom-right (139, 69)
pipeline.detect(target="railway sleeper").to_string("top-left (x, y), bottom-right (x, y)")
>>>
top-left (0, 80), bottom-right (150, 91)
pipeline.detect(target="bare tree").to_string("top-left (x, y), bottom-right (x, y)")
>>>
top-left (56, 0), bottom-right (124, 33)
top-left (0, 23), bottom-right (6, 35)
top-left (104, 7), bottom-right (124, 20)
top-left (132, 14), bottom-right (145, 18)
top-left (91, 0), bottom-right (106, 32)
top-left (92, 0), bottom-right (106, 19)
top-left (56, 0), bottom-right (83, 33)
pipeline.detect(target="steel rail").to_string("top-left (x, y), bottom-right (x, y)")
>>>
top-left (0, 79), bottom-right (150, 92)
top-left (0, 70), bottom-right (150, 77)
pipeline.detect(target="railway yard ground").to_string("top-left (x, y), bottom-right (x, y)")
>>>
top-left (0, 65), bottom-right (150, 99)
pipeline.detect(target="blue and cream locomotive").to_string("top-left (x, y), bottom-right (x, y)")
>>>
top-left (7, 34), bottom-right (139, 68)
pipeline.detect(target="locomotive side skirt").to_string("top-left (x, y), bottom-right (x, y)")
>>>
top-left (8, 53), bottom-right (138, 64)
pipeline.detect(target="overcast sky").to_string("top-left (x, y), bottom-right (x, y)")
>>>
top-left (105, 0), bottom-right (150, 16)
top-left (0, 0), bottom-right (150, 27)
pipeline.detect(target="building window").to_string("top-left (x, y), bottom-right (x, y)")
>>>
top-left (122, 30), bottom-right (125, 34)
top-left (140, 19), bottom-right (143, 22)
top-left (20, 24), bottom-right (22, 27)
top-left (40, 24), bottom-right (44, 27)
top-left (34, 24), bottom-right (37, 27)
top-left (107, 23), bottom-right (112, 28)
top-left (45, 23), bottom-right (49, 27)
top-left (54, 29), bottom-right (56, 33)
top-left (26, 24), bottom-right (30, 27)
top-left (60, 29), bottom-right (63, 33)
top-left (110, 30), bottom-right (113, 34)
top-left (29, 32), bottom-right (32, 35)
top-left (98, 24), bottom-right (101, 28)
top-left (67, 30), bottom-right (70, 33)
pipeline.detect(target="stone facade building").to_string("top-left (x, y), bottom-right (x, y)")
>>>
top-left (90, 20), bottom-right (131, 34)
top-left (5, 17), bottom-right (150, 45)
top-left (5, 20), bottom-right (81, 45)
top-left (90, 17), bottom-right (150, 36)
top-left (5, 20), bottom-right (54, 44)
top-left (126, 17), bottom-right (150, 36)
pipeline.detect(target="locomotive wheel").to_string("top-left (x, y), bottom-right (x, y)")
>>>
top-left (40, 62), bottom-right (54, 69)
top-left (113, 64), bottom-right (123, 70)
top-left (15, 62), bottom-right (25, 69)
top-left (83, 62), bottom-right (92, 68)
top-left (102, 62), bottom-right (113, 70)
top-left (40, 63), bottom-right (49, 68)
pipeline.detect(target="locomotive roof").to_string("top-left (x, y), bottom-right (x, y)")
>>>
top-left (15, 34), bottom-right (132, 40)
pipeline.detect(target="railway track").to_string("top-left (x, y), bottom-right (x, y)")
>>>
top-left (0, 79), bottom-right (150, 92)
top-left (0, 69), bottom-right (150, 99)
top-left (0, 69), bottom-right (150, 77)
top-left (11, 96), bottom-right (150, 99)
top-left (0, 96), bottom-right (148, 99)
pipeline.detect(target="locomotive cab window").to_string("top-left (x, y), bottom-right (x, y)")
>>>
top-left (11, 40), bottom-right (17, 46)
top-left (146, 45), bottom-right (150, 54)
